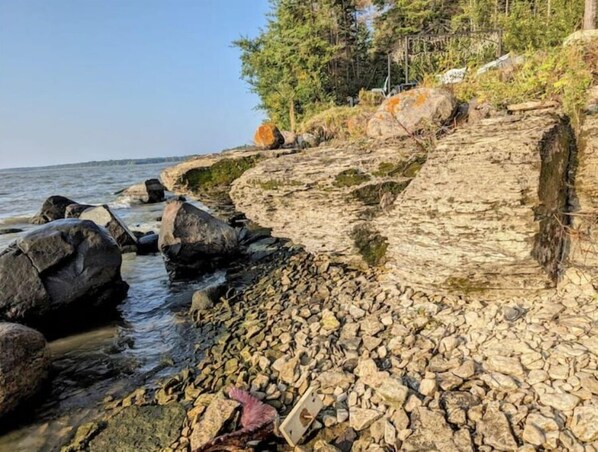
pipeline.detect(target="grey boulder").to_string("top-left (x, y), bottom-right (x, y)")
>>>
top-left (0, 323), bottom-right (50, 418)
top-left (159, 200), bottom-right (238, 279)
top-left (71, 205), bottom-right (138, 253)
top-left (0, 219), bottom-right (129, 336)
top-left (30, 195), bottom-right (77, 224)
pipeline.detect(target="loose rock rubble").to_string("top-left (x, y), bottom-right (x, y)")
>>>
top-left (90, 242), bottom-right (598, 451)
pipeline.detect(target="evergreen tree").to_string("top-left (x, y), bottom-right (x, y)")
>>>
top-left (235, 0), bottom-right (373, 130)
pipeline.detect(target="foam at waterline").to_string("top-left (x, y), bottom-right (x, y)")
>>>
top-left (0, 215), bottom-right (31, 226)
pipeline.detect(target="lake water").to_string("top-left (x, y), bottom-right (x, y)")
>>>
top-left (0, 161), bottom-right (223, 451)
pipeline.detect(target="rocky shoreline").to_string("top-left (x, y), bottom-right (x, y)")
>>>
top-left (62, 239), bottom-right (598, 451)
top-left (1, 39), bottom-right (597, 450)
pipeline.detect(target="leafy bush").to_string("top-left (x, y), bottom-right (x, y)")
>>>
top-left (454, 42), bottom-right (596, 125)
top-left (358, 89), bottom-right (385, 107)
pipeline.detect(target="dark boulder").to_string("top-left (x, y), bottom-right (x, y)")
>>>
top-left (117, 179), bottom-right (166, 204)
top-left (158, 200), bottom-right (239, 279)
top-left (0, 323), bottom-right (50, 418)
top-left (73, 205), bottom-right (138, 253)
top-left (30, 196), bottom-right (77, 224)
top-left (0, 228), bottom-right (23, 235)
top-left (137, 233), bottom-right (159, 255)
top-left (0, 219), bottom-right (129, 336)
top-left (64, 203), bottom-right (94, 218)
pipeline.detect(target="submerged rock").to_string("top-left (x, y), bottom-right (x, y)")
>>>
top-left (366, 88), bottom-right (457, 140)
top-left (0, 228), bottom-right (23, 235)
top-left (0, 322), bottom-right (49, 418)
top-left (136, 233), bottom-right (159, 255)
top-left (87, 403), bottom-right (185, 451)
top-left (0, 219), bottom-right (128, 335)
top-left (158, 200), bottom-right (239, 279)
top-left (30, 195), bottom-right (77, 224)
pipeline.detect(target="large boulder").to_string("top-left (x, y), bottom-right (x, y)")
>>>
top-left (71, 205), bottom-right (138, 253)
top-left (366, 88), bottom-right (457, 140)
top-left (230, 140), bottom-right (422, 269)
top-left (0, 219), bottom-right (129, 335)
top-left (568, 114), bottom-right (598, 283)
top-left (117, 179), bottom-right (166, 204)
top-left (374, 115), bottom-right (576, 294)
top-left (254, 123), bottom-right (285, 150)
top-left (30, 195), bottom-right (77, 224)
top-left (159, 200), bottom-right (239, 279)
top-left (564, 30), bottom-right (598, 47)
top-left (0, 323), bottom-right (49, 418)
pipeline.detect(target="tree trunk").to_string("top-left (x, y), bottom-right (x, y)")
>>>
top-left (585, 0), bottom-right (597, 30)
top-left (289, 97), bottom-right (296, 133)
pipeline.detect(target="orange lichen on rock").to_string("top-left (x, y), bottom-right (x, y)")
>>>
top-left (415, 92), bottom-right (429, 107)
top-left (254, 123), bottom-right (284, 150)
top-left (385, 97), bottom-right (402, 113)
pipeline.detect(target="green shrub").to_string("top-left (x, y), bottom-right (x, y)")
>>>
top-left (454, 43), bottom-right (595, 125)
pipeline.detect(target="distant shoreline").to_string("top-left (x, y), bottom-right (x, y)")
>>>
top-left (0, 156), bottom-right (191, 173)
top-left (0, 145), bottom-right (254, 172)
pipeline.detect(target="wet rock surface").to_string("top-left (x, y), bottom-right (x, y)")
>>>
top-left (0, 219), bottom-right (128, 335)
top-left (85, 403), bottom-right (185, 451)
top-left (77, 205), bottom-right (138, 252)
top-left (0, 323), bottom-right (49, 418)
top-left (158, 200), bottom-right (239, 279)
top-left (31, 195), bottom-right (78, 224)
top-left (117, 178), bottom-right (166, 204)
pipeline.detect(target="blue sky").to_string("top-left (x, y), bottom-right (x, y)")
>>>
top-left (0, 0), bottom-right (271, 168)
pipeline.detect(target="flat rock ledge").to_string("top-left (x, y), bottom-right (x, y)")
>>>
top-left (232, 114), bottom-right (582, 296)
top-left (160, 148), bottom-right (298, 215)
top-left (231, 139), bottom-right (423, 269)
top-left (103, 247), bottom-right (598, 451)
top-left (375, 114), bottom-right (577, 295)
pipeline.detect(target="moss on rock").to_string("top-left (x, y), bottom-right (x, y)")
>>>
top-left (253, 179), bottom-right (303, 190)
top-left (372, 155), bottom-right (427, 178)
top-left (87, 403), bottom-right (185, 452)
top-left (351, 225), bottom-right (388, 267)
top-left (181, 156), bottom-right (262, 193)
top-left (333, 169), bottom-right (371, 188)
top-left (351, 180), bottom-right (412, 206)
